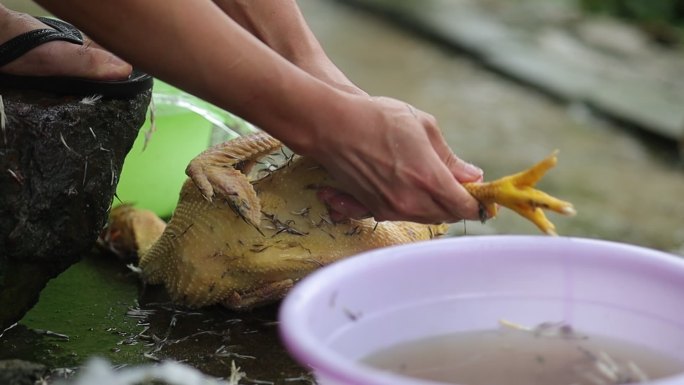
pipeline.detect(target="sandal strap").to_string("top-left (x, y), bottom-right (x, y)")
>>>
top-left (0, 18), bottom-right (83, 67)
top-left (36, 16), bottom-right (83, 41)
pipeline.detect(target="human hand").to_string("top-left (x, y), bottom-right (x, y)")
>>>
top-left (306, 94), bottom-right (484, 224)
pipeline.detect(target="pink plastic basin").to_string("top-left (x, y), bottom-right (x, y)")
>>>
top-left (279, 236), bottom-right (684, 385)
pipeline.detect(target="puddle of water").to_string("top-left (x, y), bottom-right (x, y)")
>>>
top-left (0, 252), bottom-right (145, 368)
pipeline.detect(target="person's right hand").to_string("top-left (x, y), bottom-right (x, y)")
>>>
top-left (303, 93), bottom-right (484, 224)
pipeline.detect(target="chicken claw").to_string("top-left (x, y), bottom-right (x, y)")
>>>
top-left (463, 151), bottom-right (576, 235)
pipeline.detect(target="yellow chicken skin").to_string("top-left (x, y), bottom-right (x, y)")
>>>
top-left (103, 132), bottom-right (574, 310)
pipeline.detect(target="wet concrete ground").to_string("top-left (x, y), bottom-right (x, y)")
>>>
top-left (2, 0), bottom-right (684, 383)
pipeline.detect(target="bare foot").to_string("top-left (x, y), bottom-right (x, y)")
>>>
top-left (0, 7), bottom-right (132, 80)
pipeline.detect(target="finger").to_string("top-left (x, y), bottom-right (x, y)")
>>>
top-left (335, 176), bottom-right (450, 224)
top-left (375, 165), bottom-right (482, 223)
top-left (316, 186), bottom-right (372, 221)
top-left (411, 114), bottom-right (483, 219)
top-left (415, 109), bottom-right (483, 183)
top-left (420, 155), bottom-right (484, 221)
top-left (435, 182), bottom-right (483, 221)
top-left (432, 139), bottom-right (483, 183)
top-left (444, 152), bottom-right (483, 183)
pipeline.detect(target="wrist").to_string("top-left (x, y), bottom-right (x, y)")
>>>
top-left (281, 83), bottom-right (352, 156)
top-left (279, 35), bottom-right (327, 68)
top-left (238, 66), bottom-right (354, 158)
top-left (293, 90), bottom-right (372, 160)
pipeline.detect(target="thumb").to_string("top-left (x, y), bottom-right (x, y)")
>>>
top-left (431, 136), bottom-right (483, 183)
top-left (446, 152), bottom-right (484, 183)
top-left (422, 119), bottom-right (483, 183)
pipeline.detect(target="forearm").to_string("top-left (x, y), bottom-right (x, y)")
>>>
top-left (35, 0), bottom-right (484, 224)
top-left (34, 0), bottom-right (340, 153)
top-left (213, 0), bottom-right (362, 93)
top-left (212, 0), bottom-right (326, 67)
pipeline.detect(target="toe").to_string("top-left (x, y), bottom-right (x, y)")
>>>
top-left (88, 47), bottom-right (133, 80)
top-left (0, 13), bottom-right (132, 80)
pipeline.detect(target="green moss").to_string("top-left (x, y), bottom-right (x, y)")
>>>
top-left (7, 253), bottom-right (147, 368)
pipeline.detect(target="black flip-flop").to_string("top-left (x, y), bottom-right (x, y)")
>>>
top-left (0, 16), bottom-right (153, 98)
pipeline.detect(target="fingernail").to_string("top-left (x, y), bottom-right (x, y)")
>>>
top-left (464, 163), bottom-right (483, 178)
